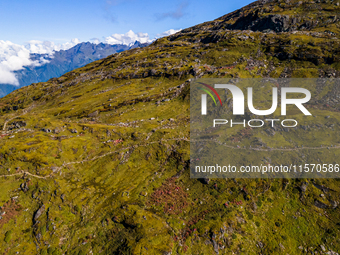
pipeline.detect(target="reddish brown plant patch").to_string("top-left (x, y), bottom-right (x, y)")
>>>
top-left (0, 200), bottom-right (22, 228)
top-left (148, 177), bottom-right (189, 215)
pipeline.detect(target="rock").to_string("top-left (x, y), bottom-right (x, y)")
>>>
top-left (236, 216), bottom-right (246, 224)
top-left (33, 204), bottom-right (45, 223)
top-left (299, 183), bottom-right (308, 193)
top-left (202, 178), bottom-right (210, 184)
top-left (266, 128), bottom-right (276, 136)
top-left (139, 191), bottom-right (148, 197)
top-left (314, 199), bottom-right (328, 209)
top-left (149, 69), bottom-right (157, 76)
top-left (60, 194), bottom-right (65, 202)
top-left (330, 200), bottom-right (338, 209)
top-left (54, 127), bottom-right (61, 134)
top-left (70, 129), bottom-right (78, 133)
top-left (279, 243), bottom-right (285, 250)
top-left (227, 13), bottom-right (292, 32)
top-left (212, 239), bottom-right (219, 254)
top-left (20, 182), bottom-right (29, 192)
top-left (35, 232), bottom-right (42, 241)
top-left (8, 121), bottom-right (26, 130)
top-left (257, 241), bottom-right (264, 249)
top-left (41, 128), bottom-right (51, 133)
top-left (313, 183), bottom-right (330, 193)
top-left (320, 245), bottom-right (326, 252)
top-left (251, 202), bottom-right (257, 212)
top-left (88, 110), bottom-right (99, 117)
top-left (51, 166), bottom-right (59, 173)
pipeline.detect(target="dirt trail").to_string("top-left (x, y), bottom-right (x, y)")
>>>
top-left (0, 137), bottom-right (189, 179)
top-left (2, 104), bottom-right (36, 131)
top-left (192, 139), bottom-right (340, 152)
top-left (0, 136), bottom-right (338, 179)
top-left (0, 170), bottom-right (52, 179)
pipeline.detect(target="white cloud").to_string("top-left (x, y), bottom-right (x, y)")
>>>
top-left (156, 29), bottom-right (181, 38)
top-left (0, 28), bottom-right (181, 85)
top-left (104, 30), bottom-right (153, 46)
top-left (0, 39), bottom-right (80, 85)
top-left (25, 38), bottom-right (80, 54)
top-left (103, 29), bottom-right (181, 46)
top-left (0, 40), bottom-right (32, 85)
top-left (90, 38), bottom-right (101, 44)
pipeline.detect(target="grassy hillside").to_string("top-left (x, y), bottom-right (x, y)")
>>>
top-left (0, 0), bottom-right (339, 254)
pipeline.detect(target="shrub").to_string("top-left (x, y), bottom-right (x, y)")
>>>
top-left (245, 210), bottom-right (253, 220)
top-left (4, 230), bottom-right (12, 243)
top-left (74, 205), bottom-right (81, 213)
top-left (270, 186), bottom-right (277, 192)
top-left (47, 247), bottom-right (55, 254)
top-left (256, 200), bottom-right (262, 207)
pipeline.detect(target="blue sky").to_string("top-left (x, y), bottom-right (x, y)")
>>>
top-left (0, 0), bottom-right (255, 45)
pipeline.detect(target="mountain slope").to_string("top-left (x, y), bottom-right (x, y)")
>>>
top-left (0, 41), bottom-right (148, 97)
top-left (0, 0), bottom-right (339, 254)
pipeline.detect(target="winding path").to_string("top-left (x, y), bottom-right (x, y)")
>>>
top-left (0, 137), bottom-right (189, 179)
top-left (0, 136), bottom-right (339, 179)
top-left (191, 139), bottom-right (340, 152)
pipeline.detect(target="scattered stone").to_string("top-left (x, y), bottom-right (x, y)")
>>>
top-left (51, 166), bottom-right (59, 173)
top-left (314, 199), bottom-right (328, 209)
top-left (251, 202), bottom-right (257, 212)
top-left (329, 200), bottom-right (338, 209)
top-left (139, 191), bottom-right (148, 197)
top-left (212, 239), bottom-right (219, 254)
top-left (257, 241), bottom-right (264, 249)
top-left (33, 204), bottom-right (45, 224)
top-left (202, 178), bottom-right (210, 184)
top-left (20, 182), bottom-right (29, 192)
top-left (60, 194), bottom-right (65, 203)
top-left (54, 127), bottom-right (61, 134)
top-left (88, 111), bottom-right (99, 117)
top-left (299, 183), bottom-right (308, 193)
top-left (41, 128), bottom-right (51, 133)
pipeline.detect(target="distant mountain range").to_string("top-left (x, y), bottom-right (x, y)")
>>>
top-left (0, 41), bottom-right (149, 97)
